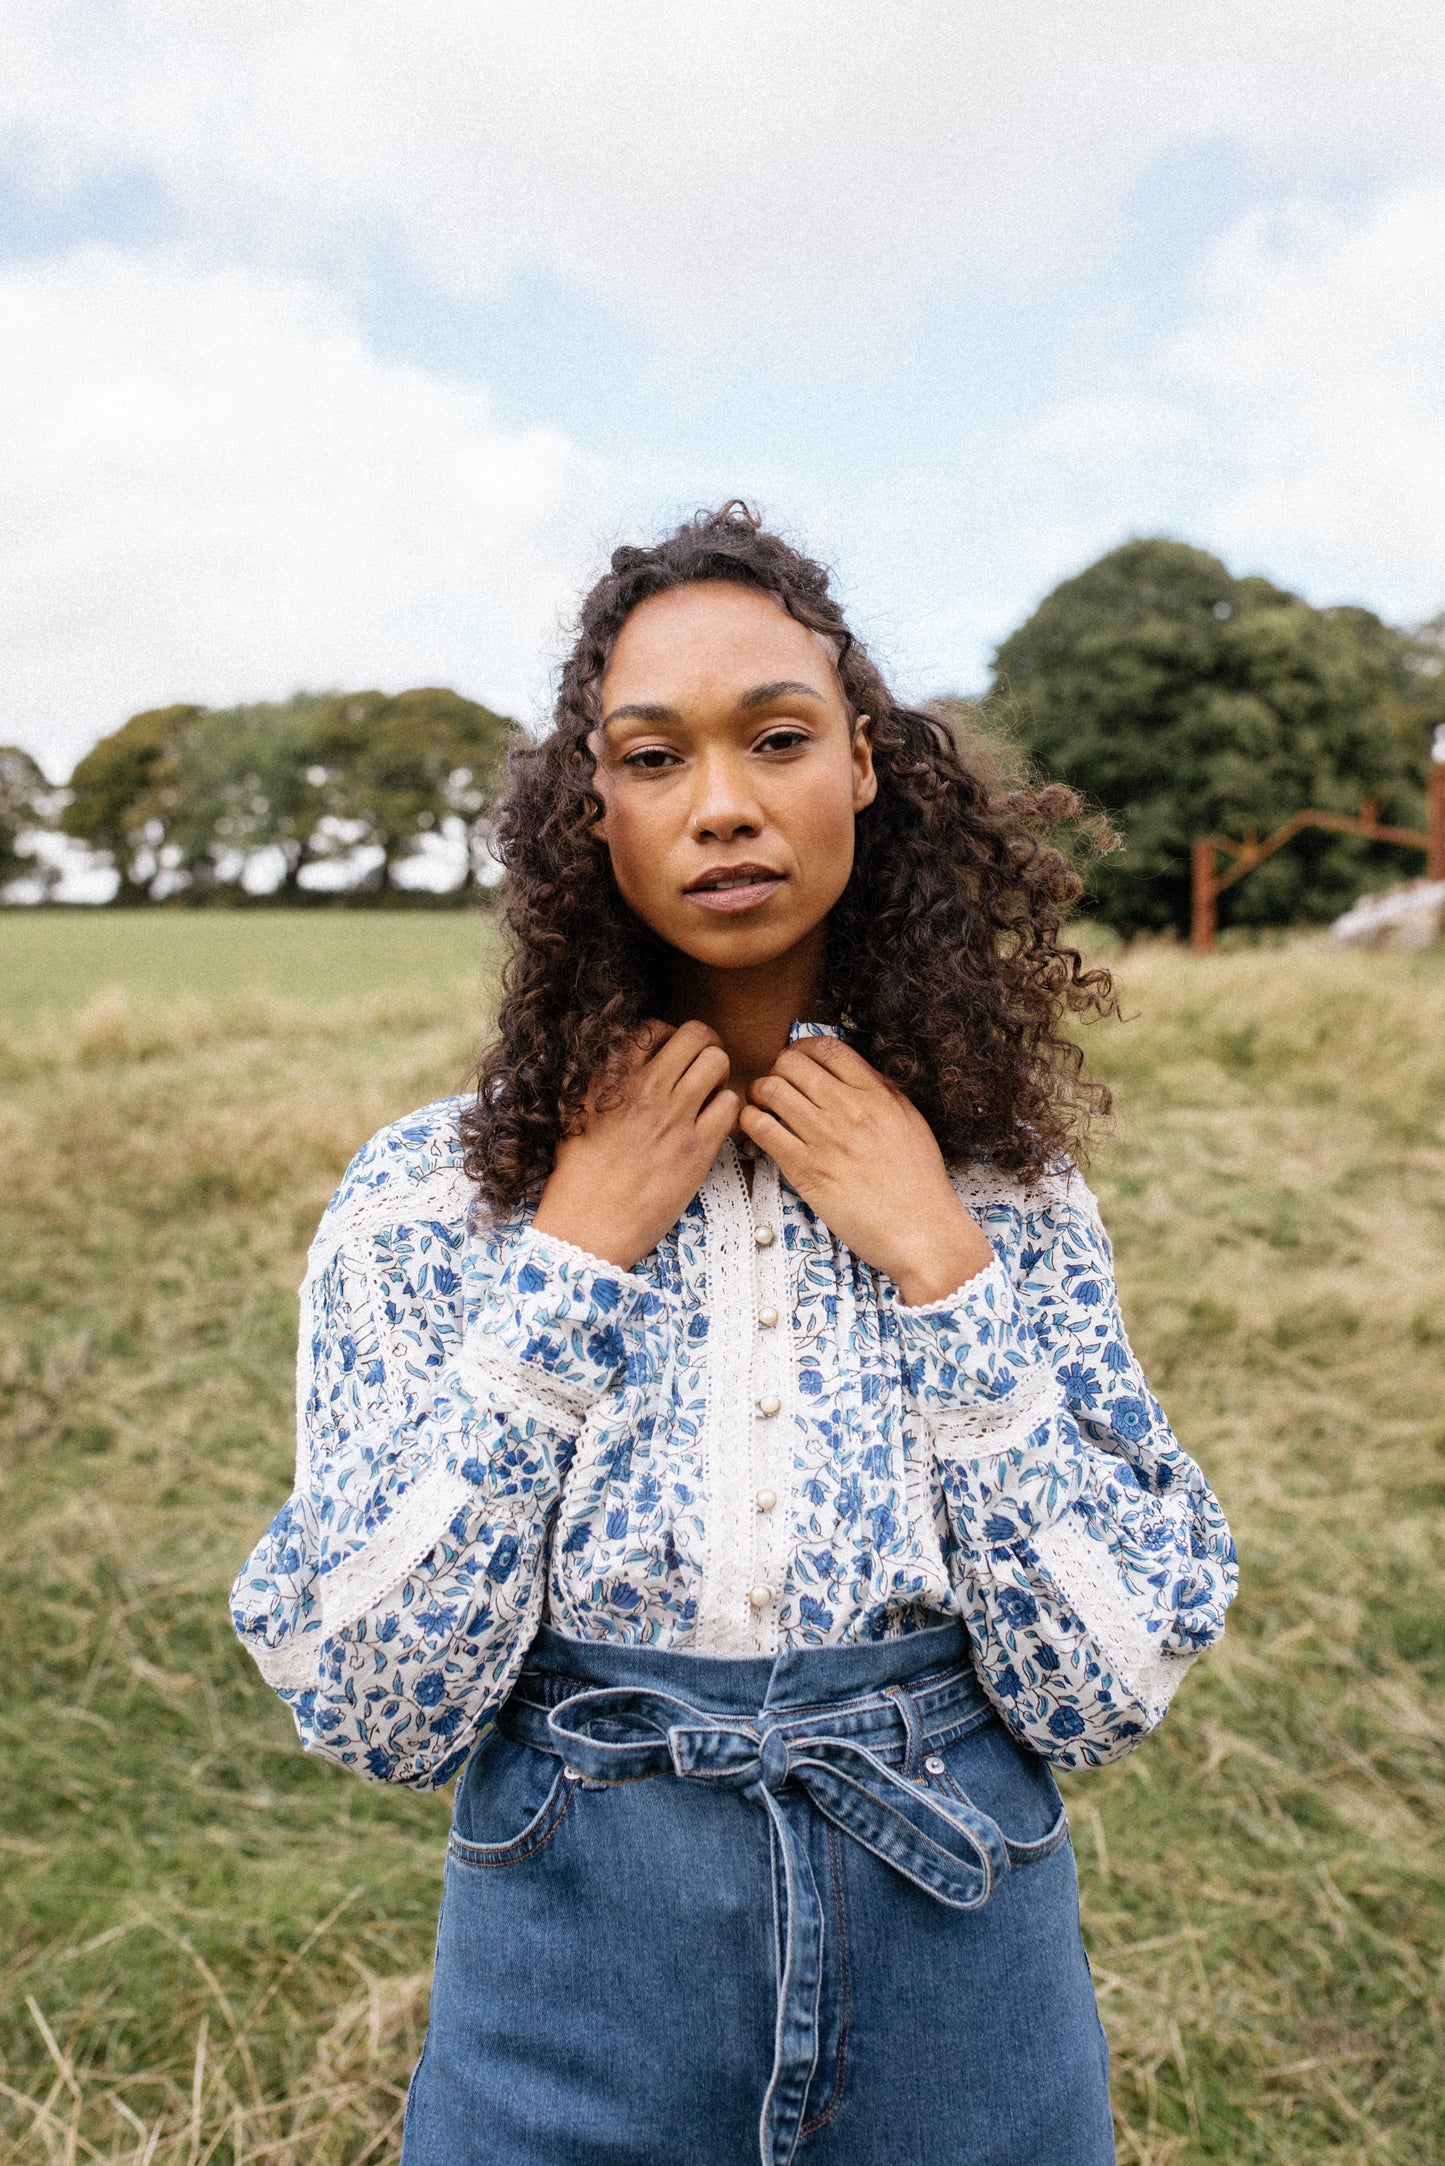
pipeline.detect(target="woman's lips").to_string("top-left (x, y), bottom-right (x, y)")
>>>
top-left (684, 871), bottom-right (786, 915)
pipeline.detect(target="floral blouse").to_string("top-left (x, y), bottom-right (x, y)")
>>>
top-left (232, 1038), bottom-right (1236, 1789)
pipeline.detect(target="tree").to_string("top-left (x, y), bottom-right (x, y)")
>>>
top-left (158, 695), bottom-right (330, 898)
top-left (0, 747), bottom-right (60, 898)
top-left (307, 687), bottom-right (513, 892)
top-left (61, 704), bottom-right (204, 901)
top-left (991, 539), bottom-right (1432, 934)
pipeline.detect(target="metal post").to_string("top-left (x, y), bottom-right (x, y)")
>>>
top-left (1429, 725), bottom-right (1445, 884)
top-left (1191, 838), bottom-right (1217, 953)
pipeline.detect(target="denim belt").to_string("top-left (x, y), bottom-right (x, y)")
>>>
top-left (503, 1662), bottom-right (1068, 2166)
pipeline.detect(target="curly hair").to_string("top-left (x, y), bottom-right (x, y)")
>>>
top-left (461, 503), bottom-right (1117, 1209)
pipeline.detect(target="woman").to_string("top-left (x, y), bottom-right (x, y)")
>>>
top-left (233, 505), bottom-right (1236, 2166)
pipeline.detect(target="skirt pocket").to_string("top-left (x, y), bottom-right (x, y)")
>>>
top-left (923, 1712), bottom-right (1070, 1862)
top-left (448, 1728), bottom-right (577, 1870)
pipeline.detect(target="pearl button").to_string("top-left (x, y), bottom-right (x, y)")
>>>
top-left (758, 1306), bottom-right (779, 1328)
top-left (755, 1489), bottom-right (777, 1512)
top-left (753, 1224), bottom-right (775, 1248)
top-left (749, 1584), bottom-right (773, 1609)
top-left (756, 1394), bottom-right (781, 1417)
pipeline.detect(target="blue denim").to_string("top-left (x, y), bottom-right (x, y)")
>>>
top-left (402, 1621), bottom-right (1114, 2165)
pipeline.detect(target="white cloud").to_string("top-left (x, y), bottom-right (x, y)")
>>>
top-left (0, 249), bottom-right (609, 776)
top-left (978, 183), bottom-right (1445, 643)
top-left (1169, 189), bottom-right (1445, 620)
top-left (4, 1), bottom-right (1445, 335)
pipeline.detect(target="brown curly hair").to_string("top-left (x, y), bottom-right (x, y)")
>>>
top-left (461, 504), bottom-right (1116, 1210)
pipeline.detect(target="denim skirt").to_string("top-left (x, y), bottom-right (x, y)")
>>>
top-left (402, 1620), bottom-right (1114, 2166)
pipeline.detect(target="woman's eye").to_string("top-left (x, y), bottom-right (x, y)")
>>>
top-left (756, 728), bottom-right (810, 754)
top-left (622, 747), bottom-right (679, 771)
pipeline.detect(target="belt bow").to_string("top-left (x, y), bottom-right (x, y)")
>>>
top-left (532, 1683), bottom-right (1055, 2166)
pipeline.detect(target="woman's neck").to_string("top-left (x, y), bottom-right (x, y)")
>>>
top-left (662, 929), bottom-right (829, 1100)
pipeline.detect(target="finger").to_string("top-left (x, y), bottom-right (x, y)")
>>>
top-left (631, 1018), bottom-right (676, 1062)
top-left (673, 1042), bottom-right (733, 1111)
top-left (787, 1035), bottom-right (884, 1090)
top-left (738, 1103), bottom-right (810, 1178)
top-left (649, 1017), bottom-right (724, 1087)
top-left (769, 1043), bottom-right (852, 1110)
top-left (697, 1087), bottom-right (742, 1144)
top-left (748, 1072), bottom-right (828, 1143)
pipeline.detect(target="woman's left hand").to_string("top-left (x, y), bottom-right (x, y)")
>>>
top-left (739, 1038), bottom-right (995, 1306)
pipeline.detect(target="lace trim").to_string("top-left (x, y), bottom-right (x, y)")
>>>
top-left (900, 1413), bottom-right (953, 1607)
top-left (947, 1162), bottom-right (1081, 1217)
top-left (1039, 1508), bottom-right (1194, 1720)
top-left (455, 1338), bottom-right (597, 1428)
top-left (309, 1166), bottom-right (474, 1271)
top-left (516, 1224), bottom-right (653, 1296)
top-left (924, 1360), bottom-right (1058, 1454)
top-left (747, 1153), bottom-right (791, 1654)
top-left (248, 1632), bottom-right (321, 1693)
top-left (693, 1144), bottom-right (763, 1656)
top-left (894, 1253), bottom-right (1010, 1318)
top-left (318, 1462), bottom-right (476, 1635)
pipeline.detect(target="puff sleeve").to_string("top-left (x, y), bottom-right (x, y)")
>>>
top-left (895, 1170), bottom-right (1237, 1767)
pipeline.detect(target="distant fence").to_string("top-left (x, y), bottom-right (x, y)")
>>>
top-left (1190, 730), bottom-right (1445, 953)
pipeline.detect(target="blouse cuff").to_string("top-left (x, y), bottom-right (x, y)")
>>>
top-left (894, 1255), bottom-right (1049, 1422)
top-left (465, 1221), bottom-right (666, 1409)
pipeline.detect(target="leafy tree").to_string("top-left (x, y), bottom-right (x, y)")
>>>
top-left (61, 705), bottom-right (204, 901)
top-left (0, 747), bottom-right (59, 897)
top-left (59, 688), bottom-right (513, 901)
top-left (991, 539), bottom-right (1433, 934)
top-left (158, 695), bottom-right (331, 898)
top-left (308, 687), bottom-right (513, 891)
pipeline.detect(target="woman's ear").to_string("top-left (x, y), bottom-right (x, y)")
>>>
top-left (851, 714), bottom-right (878, 812)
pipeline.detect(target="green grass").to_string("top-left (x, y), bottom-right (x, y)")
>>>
top-left (0, 910), bottom-right (498, 1026)
top-left (1, 927), bottom-right (1442, 2163)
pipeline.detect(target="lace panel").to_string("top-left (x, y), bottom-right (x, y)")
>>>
top-left (925, 1360), bottom-right (1058, 1455)
top-left (747, 1153), bottom-right (792, 1654)
top-left (900, 1412), bottom-right (953, 1607)
top-left (455, 1339), bottom-right (597, 1430)
top-left (1039, 1508), bottom-right (1194, 1720)
top-left (249, 1633), bottom-right (322, 1693)
top-left (948, 1163), bottom-right (1078, 1217)
top-left (309, 1166), bottom-right (475, 1271)
top-left (693, 1144), bottom-right (764, 1656)
top-left (319, 1462), bottom-right (476, 1635)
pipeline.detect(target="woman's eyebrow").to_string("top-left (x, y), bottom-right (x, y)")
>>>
top-left (738, 680), bottom-right (826, 710)
top-left (600, 701), bottom-right (681, 729)
top-left (600, 680), bottom-right (826, 731)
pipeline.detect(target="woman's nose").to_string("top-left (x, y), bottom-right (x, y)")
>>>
top-left (689, 755), bottom-right (763, 841)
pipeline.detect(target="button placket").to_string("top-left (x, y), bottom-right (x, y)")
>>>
top-left (747, 1156), bottom-right (789, 1649)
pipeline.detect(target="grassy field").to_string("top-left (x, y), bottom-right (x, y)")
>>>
top-left (1, 917), bottom-right (1442, 2164)
top-left (0, 910), bottom-right (499, 1026)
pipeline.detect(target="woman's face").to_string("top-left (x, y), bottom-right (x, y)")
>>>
top-left (592, 581), bottom-right (876, 973)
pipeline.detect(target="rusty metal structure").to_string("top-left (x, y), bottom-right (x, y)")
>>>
top-left (1190, 727), bottom-right (1445, 953)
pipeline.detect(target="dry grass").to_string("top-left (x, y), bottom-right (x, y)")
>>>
top-left (1, 928), bottom-right (1442, 2163)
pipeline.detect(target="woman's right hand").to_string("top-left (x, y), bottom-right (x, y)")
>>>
top-left (531, 1021), bottom-right (739, 1271)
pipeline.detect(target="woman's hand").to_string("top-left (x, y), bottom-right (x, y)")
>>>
top-left (739, 1038), bottom-right (994, 1305)
top-left (533, 1022), bottom-right (739, 1272)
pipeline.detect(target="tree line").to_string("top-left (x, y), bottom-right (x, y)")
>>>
top-left (3, 687), bottom-right (512, 906)
top-left (3, 538), bottom-right (1442, 934)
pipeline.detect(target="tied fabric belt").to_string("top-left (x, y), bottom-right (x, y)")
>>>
top-left (504, 1666), bottom-right (1069, 2166)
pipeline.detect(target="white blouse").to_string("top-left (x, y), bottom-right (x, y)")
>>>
top-left (232, 1059), bottom-right (1236, 1788)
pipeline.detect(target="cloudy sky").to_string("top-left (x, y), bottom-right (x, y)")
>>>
top-left (4, 1), bottom-right (1444, 779)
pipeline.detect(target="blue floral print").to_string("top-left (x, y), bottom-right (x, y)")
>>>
top-left (232, 1078), bottom-right (1236, 1789)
